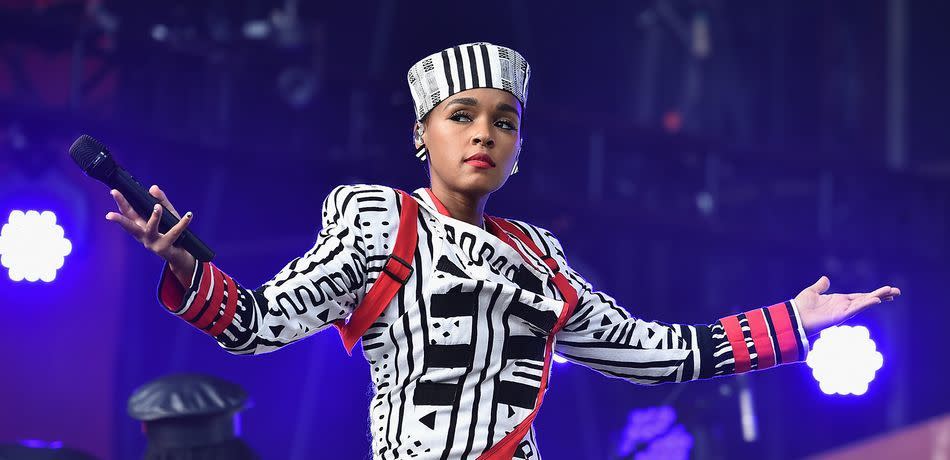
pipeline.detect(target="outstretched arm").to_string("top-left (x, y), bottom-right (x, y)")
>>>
top-left (554, 286), bottom-right (810, 383)
top-left (534, 229), bottom-right (899, 384)
top-left (153, 184), bottom-right (375, 355)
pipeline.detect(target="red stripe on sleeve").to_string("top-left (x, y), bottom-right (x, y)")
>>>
top-left (180, 263), bottom-right (212, 322)
top-left (192, 264), bottom-right (226, 330)
top-left (209, 273), bottom-right (239, 337)
top-left (744, 309), bottom-right (776, 369)
top-left (719, 315), bottom-right (751, 373)
top-left (767, 303), bottom-right (800, 363)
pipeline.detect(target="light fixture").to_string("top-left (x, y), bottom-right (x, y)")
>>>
top-left (806, 325), bottom-right (884, 396)
top-left (0, 210), bottom-right (72, 282)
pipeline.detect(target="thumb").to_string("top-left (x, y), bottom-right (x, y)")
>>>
top-left (810, 276), bottom-right (831, 294)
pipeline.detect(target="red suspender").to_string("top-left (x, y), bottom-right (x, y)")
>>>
top-left (478, 216), bottom-right (580, 460)
top-left (486, 217), bottom-right (579, 333)
top-left (333, 190), bottom-right (418, 355)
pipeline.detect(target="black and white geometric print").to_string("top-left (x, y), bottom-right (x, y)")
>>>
top-left (407, 42), bottom-right (531, 121)
top-left (157, 184), bottom-right (809, 459)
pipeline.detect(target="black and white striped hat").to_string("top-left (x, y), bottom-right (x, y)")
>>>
top-left (407, 42), bottom-right (531, 122)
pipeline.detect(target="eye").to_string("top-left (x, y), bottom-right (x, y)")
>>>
top-left (495, 119), bottom-right (517, 131)
top-left (450, 111), bottom-right (518, 131)
top-left (449, 111), bottom-right (473, 122)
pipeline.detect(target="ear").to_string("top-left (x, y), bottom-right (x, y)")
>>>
top-left (412, 122), bottom-right (425, 149)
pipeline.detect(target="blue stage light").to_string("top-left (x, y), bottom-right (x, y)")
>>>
top-left (616, 406), bottom-right (692, 460)
top-left (0, 210), bottom-right (72, 282)
top-left (805, 325), bottom-right (883, 396)
top-left (635, 424), bottom-right (693, 460)
top-left (19, 439), bottom-right (63, 449)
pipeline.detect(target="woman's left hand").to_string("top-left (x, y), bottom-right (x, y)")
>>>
top-left (794, 276), bottom-right (901, 336)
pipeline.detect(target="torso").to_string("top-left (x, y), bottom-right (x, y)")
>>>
top-left (357, 186), bottom-right (567, 460)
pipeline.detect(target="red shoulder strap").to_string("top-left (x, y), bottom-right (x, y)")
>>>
top-left (334, 190), bottom-right (418, 355)
top-left (478, 217), bottom-right (580, 460)
top-left (486, 217), bottom-right (579, 331)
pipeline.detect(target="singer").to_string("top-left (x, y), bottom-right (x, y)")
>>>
top-left (105, 43), bottom-right (900, 460)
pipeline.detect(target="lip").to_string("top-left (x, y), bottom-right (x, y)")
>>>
top-left (464, 153), bottom-right (496, 168)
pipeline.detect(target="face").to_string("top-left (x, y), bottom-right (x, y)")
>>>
top-left (416, 88), bottom-right (522, 197)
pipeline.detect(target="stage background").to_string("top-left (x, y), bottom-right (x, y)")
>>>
top-left (0, 1), bottom-right (947, 458)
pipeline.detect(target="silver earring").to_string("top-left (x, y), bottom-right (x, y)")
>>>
top-left (511, 139), bottom-right (523, 174)
top-left (414, 124), bottom-right (427, 161)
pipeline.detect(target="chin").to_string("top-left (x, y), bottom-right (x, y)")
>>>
top-left (455, 173), bottom-right (507, 196)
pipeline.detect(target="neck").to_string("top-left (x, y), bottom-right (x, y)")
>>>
top-left (428, 183), bottom-right (489, 228)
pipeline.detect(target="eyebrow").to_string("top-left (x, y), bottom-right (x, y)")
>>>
top-left (443, 97), bottom-right (521, 117)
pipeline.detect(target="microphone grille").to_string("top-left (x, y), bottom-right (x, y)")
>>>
top-left (69, 134), bottom-right (110, 171)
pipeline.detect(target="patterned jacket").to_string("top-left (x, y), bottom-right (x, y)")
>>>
top-left (157, 184), bottom-right (810, 459)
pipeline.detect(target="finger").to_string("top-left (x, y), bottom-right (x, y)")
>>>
top-left (105, 211), bottom-right (144, 237)
top-left (143, 204), bottom-right (163, 240)
top-left (161, 211), bottom-right (193, 244)
top-left (868, 286), bottom-right (892, 299)
top-left (849, 295), bottom-right (882, 313)
top-left (149, 185), bottom-right (181, 219)
top-left (810, 276), bottom-right (831, 294)
top-left (111, 189), bottom-right (146, 225)
top-left (852, 287), bottom-right (901, 301)
top-left (881, 286), bottom-right (900, 302)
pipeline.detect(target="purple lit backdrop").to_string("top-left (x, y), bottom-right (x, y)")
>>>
top-left (0, 1), bottom-right (948, 459)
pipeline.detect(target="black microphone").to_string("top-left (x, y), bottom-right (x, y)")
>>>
top-left (69, 134), bottom-right (215, 262)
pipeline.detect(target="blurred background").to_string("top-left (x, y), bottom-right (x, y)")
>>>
top-left (0, 0), bottom-right (947, 458)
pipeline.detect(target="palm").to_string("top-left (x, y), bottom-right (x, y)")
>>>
top-left (794, 276), bottom-right (900, 336)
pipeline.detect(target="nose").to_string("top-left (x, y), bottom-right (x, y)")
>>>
top-left (472, 122), bottom-right (495, 148)
top-left (472, 135), bottom-right (494, 148)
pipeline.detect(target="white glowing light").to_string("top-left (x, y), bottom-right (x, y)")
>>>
top-left (0, 210), bottom-right (72, 282)
top-left (552, 354), bottom-right (568, 364)
top-left (806, 325), bottom-right (883, 396)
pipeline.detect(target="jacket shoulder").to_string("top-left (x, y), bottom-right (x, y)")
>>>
top-left (327, 184), bottom-right (399, 204)
top-left (497, 218), bottom-right (565, 259)
top-left (323, 184), bottom-right (402, 222)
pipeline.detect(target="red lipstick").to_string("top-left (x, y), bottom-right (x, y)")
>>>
top-left (464, 153), bottom-right (496, 169)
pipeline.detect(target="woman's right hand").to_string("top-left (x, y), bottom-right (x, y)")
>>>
top-left (105, 185), bottom-right (197, 286)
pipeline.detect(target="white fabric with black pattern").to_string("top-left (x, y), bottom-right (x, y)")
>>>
top-left (407, 42), bottom-right (531, 122)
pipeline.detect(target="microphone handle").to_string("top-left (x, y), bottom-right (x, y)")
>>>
top-left (109, 168), bottom-right (215, 262)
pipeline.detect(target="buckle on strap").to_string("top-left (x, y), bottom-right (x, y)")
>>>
top-left (382, 255), bottom-right (414, 284)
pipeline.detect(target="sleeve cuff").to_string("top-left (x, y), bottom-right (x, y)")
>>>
top-left (157, 260), bottom-right (203, 314)
top-left (156, 261), bottom-right (240, 339)
top-left (718, 301), bottom-right (810, 373)
top-left (788, 299), bottom-right (810, 355)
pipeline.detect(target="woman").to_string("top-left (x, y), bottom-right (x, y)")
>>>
top-left (106, 42), bottom-right (900, 460)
